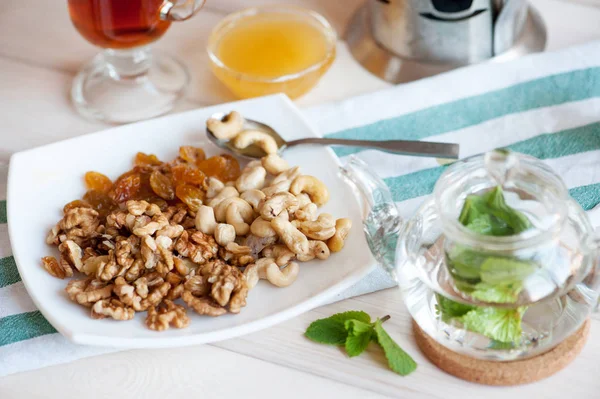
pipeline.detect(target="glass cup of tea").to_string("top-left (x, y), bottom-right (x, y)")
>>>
top-left (68, 0), bottom-right (205, 123)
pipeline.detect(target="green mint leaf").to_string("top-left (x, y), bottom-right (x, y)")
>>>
top-left (345, 329), bottom-right (373, 357)
top-left (460, 307), bottom-right (525, 343)
top-left (435, 293), bottom-right (475, 322)
top-left (330, 310), bottom-right (371, 324)
top-left (446, 245), bottom-right (487, 282)
top-left (373, 320), bottom-right (417, 376)
top-left (305, 311), bottom-right (371, 345)
top-left (480, 257), bottom-right (537, 286)
top-left (483, 186), bottom-right (532, 234)
top-left (345, 319), bottom-right (373, 336)
top-left (458, 195), bottom-right (487, 226)
top-left (469, 282), bottom-right (522, 304)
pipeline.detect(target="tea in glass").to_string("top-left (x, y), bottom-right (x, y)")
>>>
top-left (68, 0), bottom-right (205, 123)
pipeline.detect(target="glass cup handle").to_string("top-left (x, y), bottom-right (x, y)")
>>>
top-left (160, 0), bottom-right (206, 21)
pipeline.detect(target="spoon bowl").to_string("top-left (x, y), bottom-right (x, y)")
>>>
top-left (206, 112), bottom-right (460, 160)
top-left (207, 112), bottom-right (286, 159)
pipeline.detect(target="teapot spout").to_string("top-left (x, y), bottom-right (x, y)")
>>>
top-left (340, 156), bottom-right (402, 280)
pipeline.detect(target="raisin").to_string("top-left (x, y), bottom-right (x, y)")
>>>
top-left (84, 171), bottom-right (112, 193)
top-left (179, 146), bottom-right (206, 165)
top-left (219, 154), bottom-right (241, 181)
top-left (84, 190), bottom-right (117, 218)
top-left (109, 172), bottom-right (141, 203)
top-left (175, 184), bottom-right (205, 212)
top-left (171, 165), bottom-right (206, 186)
top-left (63, 200), bottom-right (92, 214)
top-left (150, 170), bottom-right (175, 200)
top-left (134, 152), bottom-right (162, 167)
top-left (197, 155), bottom-right (240, 182)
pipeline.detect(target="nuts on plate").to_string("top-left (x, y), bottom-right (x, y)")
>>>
top-left (42, 111), bottom-right (352, 331)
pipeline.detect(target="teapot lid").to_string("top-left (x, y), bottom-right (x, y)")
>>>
top-left (434, 149), bottom-right (569, 249)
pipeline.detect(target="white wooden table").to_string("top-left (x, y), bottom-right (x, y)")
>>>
top-left (1, 1), bottom-right (600, 397)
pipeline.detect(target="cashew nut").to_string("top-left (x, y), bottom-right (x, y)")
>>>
top-left (297, 241), bottom-right (331, 262)
top-left (236, 165), bottom-right (267, 193)
top-left (295, 193), bottom-right (311, 208)
top-left (292, 213), bottom-right (336, 240)
top-left (261, 180), bottom-right (292, 197)
top-left (272, 166), bottom-right (301, 185)
top-left (207, 186), bottom-right (239, 208)
top-left (246, 160), bottom-right (263, 169)
top-left (250, 217), bottom-right (277, 238)
top-left (261, 154), bottom-right (289, 175)
top-left (214, 223), bottom-right (236, 246)
top-left (240, 189), bottom-right (266, 211)
top-left (206, 177), bottom-right (225, 199)
top-left (206, 111), bottom-right (244, 140)
top-left (264, 261), bottom-right (299, 287)
top-left (195, 205), bottom-right (217, 235)
top-left (295, 203), bottom-right (318, 221)
top-left (271, 217), bottom-right (309, 255)
top-left (225, 242), bottom-right (252, 255)
top-left (290, 175), bottom-right (330, 206)
top-left (243, 263), bottom-right (259, 289)
top-left (225, 180), bottom-right (236, 187)
top-left (225, 199), bottom-right (254, 236)
top-left (213, 197), bottom-right (238, 222)
top-left (327, 218), bottom-right (353, 252)
top-left (259, 192), bottom-right (299, 220)
top-left (261, 244), bottom-right (296, 266)
top-left (231, 130), bottom-right (279, 155)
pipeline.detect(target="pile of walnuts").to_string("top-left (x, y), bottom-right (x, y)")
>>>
top-left (42, 113), bottom-right (352, 331)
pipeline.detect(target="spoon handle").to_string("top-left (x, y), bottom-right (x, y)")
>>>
top-left (285, 137), bottom-right (460, 159)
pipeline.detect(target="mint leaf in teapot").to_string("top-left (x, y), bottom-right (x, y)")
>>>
top-left (460, 306), bottom-right (526, 344)
top-left (441, 185), bottom-right (535, 345)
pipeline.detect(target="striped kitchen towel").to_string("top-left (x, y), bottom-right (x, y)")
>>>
top-left (2, 40), bottom-right (600, 377)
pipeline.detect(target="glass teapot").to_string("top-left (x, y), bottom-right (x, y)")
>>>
top-left (342, 150), bottom-right (599, 361)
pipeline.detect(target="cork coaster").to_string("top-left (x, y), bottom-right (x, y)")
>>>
top-left (413, 319), bottom-right (590, 386)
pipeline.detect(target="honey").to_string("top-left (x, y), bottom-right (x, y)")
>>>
top-left (208, 7), bottom-right (336, 99)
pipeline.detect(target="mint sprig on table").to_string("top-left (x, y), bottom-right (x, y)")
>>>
top-left (441, 185), bottom-right (537, 344)
top-left (305, 311), bottom-right (417, 376)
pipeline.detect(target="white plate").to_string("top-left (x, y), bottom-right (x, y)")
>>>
top-left (8, 94), bottom-right (376, 348)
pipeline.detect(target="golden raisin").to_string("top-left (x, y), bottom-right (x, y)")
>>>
top-left (197, 155), bottom-right (240, 182)
top-left (83, 190), bottom-right (117, 218)
top-left (175, 184), bottom-right (205, 212)
top-left (134, 152), bottom-right (162, 167)
top-left (84, 171), bottom-right (112, 193)
top-left (63, 200), bottom-right (92, 214)
top-left (171, 165), bottom-right (206, 186)
top-left (150, 170), bottom-right (175, 200)
top-left (219, 154), bottom-right (241, 181)
top-left (109, 173), bottom-right (141, 203)
top-left (179, 146), bottom-right (206, 165)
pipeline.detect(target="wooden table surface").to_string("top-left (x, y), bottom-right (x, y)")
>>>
top-left (1, 0), bottom-right (600, 398)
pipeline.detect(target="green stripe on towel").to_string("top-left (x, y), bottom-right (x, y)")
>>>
top-left (385, 122), bottom-right (600, 203)
top-left (0, 311), bottom-right (56, 347)
top-left (0, 256), bottom-right (20, 288)
top-left (0, 200), bottom-right (6, 224)
top-left (327, 67), bottom-right (600, 157)
top-left (570, 182), bottom-right (600, 211)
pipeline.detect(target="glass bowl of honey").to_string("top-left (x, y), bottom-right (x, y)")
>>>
top-left (207, 6), bottom-right (337, 99)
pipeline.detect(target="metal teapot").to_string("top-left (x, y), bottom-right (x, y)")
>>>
top-left (346, 0), bottom-right (547, 83)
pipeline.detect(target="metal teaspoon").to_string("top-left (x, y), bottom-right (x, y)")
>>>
top-left (206, 112), bottom-right (460, 160)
